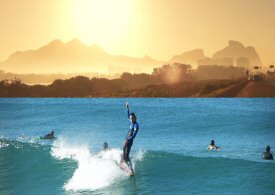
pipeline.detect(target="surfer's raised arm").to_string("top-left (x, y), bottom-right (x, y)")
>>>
top-left (126, 101), bottom-right (130, 120)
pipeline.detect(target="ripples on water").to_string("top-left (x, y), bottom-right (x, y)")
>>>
top-left (0, 98), bottom-right (275, 194)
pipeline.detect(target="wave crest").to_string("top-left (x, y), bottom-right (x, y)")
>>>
top-left (51, 139), bottom-right (135, 191)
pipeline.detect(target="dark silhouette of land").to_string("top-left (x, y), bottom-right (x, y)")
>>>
top-left (1, 63), bottom-right (274, 97)
top-left (0, 70), bottom-right (119, 85)
top-left (0, 37), bottom-right (272, 98)
top-left (0, 39), bottom-right (267, 99)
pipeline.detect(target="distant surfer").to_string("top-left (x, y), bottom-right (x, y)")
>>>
top-left (103, 142), bottom-right (109, 151)
top-left (208, 140), bottom-right (220, 150)
top-left (262, 145), bottom-right (274, 160)
top-left (40, 130), bottom-right (56, 140)
top-left (123, 101), bottom-right (139, 166)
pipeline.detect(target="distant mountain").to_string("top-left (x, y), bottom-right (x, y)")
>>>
top-left (212, 40), bottom-right (262, 66)
top-left (169, 41), bottom-right (262, 69)
top-left (169, 49), bottom-right (206, 66)
top-left (0, 39), bottom-right (163, 74)
top-left (0, 39), bottom-right (262, 74)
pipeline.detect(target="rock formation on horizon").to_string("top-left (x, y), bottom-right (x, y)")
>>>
top-left (0, 39), bottom-right (262, 74)
top-left (169, 49), bottom-right (207, 66)
top-left (0, 39), bottom-right (163, 74)
top-left (212, 40), bottom-right (262, 67)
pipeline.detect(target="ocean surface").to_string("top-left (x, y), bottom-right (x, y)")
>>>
top-left (0, 98), bottom-right (275, 195)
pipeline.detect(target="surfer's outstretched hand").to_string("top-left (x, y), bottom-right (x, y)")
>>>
top-left (126, 101), bottom-right (129, 109)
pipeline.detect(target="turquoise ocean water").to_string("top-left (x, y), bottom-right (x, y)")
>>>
top-left (0, 98), bottom-right (275, 194)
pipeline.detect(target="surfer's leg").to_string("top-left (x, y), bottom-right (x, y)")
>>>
top-left (123, 143), bottom-right (127, 161)
top-left (125, 141), bottom-right (133, 162)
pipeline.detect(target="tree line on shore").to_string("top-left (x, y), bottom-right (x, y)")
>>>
top-left (0, 64), bottom-right (247, 97)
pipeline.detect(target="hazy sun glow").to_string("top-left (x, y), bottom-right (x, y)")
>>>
top-left (71, 0), bottom-right (133, 46)
top-left (0, 0), bottom-right (275, 66)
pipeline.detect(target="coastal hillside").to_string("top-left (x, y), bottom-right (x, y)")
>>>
top-left (1, 75), bottom-right (274, 97)
top-left (203, 79), bottom-right (275, 97)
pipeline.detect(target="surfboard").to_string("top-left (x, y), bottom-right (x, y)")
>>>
top-left (40, 136), bottom-right (56, 140)
top-left (208, 145), bottom-right (221, 150)
top-left (119, 160), bottom-right (134, 176)
top-left (113, 154), bottom-right (135, 176)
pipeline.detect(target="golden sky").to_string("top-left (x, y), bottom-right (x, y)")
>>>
top-left (0, 0), bottom-right (275, 65)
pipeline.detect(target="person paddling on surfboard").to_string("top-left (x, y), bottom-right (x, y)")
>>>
top-left (123, 101), bottom-right (139, 166)
top-left (207, 140), bottom-right (220, 150)
top-left (40, 130), bottom-right (56, 140)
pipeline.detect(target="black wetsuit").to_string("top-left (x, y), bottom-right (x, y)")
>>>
top-left (123, 108), bottom-right (139, 162)
top-left (262, 152), bottom-right (274, 160)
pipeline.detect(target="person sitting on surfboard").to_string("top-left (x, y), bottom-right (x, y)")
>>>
top-left (40, 130), bottom-right (56, 140)
top-left (208, 140), bottom-right (220, 150)
top-left (262, 145), bottom-right (274, 160)
top-left (123, 101), bottom-right (139, 164)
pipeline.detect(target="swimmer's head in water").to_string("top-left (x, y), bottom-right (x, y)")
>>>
top-left (210, 140), bottom-right (215, 146)
top-left (103, 142), bottom-right (108, 150)
top-left (130, 113), bottom-right (136, 122)
top-left (50, 130), bottom-right (54, 135)
top-left (266, 145), bottom-right (271, 152)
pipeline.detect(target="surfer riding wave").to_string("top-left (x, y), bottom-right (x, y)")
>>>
top-left (123, 101), bottom-right (139, 167)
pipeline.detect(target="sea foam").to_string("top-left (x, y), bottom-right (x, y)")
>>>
top-left (51, 139), bottom-right (130, 191)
